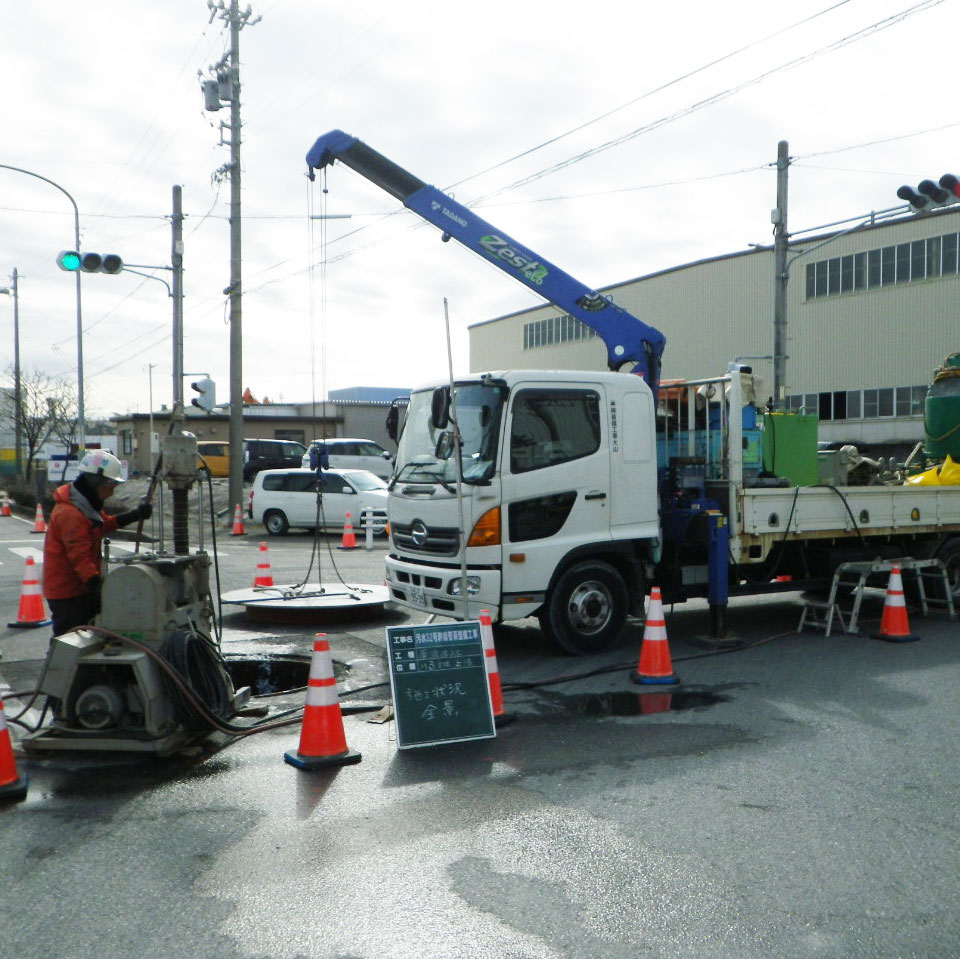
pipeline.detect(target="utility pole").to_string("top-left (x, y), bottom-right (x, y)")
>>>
top-left (202, 0), bottom-right (260, 521)
top-left (171, 185), bottom-right (184, 409)
top-left (0, 270), bottom-right (22, 475)
top-left (772, 139), bottom-right (790, 407)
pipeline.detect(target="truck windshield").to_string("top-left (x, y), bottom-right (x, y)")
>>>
top-left (395, 382), bottom-right (504, 485)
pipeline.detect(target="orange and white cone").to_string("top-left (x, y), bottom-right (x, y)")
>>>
top-left (30, 503), bottom-right (46, 534)
top-left (1, 492), bottom-right (11, 517)
top-left (253, 541), bottom-right (274, 587)
top-left (230, 504), bottom-right (245, 536)
top-left (284, 634), bottom-right (361, 770)
top-left (0, 697), bottom-right (28, 802)
top-left (872, 564), bottom-right (919, 643)
top-left (479, 609), bottom-right (510, 724)
top-left (7, 556), bottom-right (50, 629)
top-left (337, 512), bottom-right (358, 550)
top-left (631, 587), bottom-right (679, 685)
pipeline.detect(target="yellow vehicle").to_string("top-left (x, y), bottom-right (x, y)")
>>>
top-left (196, 441), bottom-right (230, 477)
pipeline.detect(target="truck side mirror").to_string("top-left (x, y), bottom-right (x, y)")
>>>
top-left (385, 405), bottom-right (399, 441)
top-left (431, 387), bottom-right (450, 430)
top-left (434, 431), bottom-right (456, 460)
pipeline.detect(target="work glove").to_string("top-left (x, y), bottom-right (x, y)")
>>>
top-left (116, 501), bottom-right (153, 527)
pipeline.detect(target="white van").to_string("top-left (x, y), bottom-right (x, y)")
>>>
top-left (249, 467), bottom-right (388, 536)
top-left (301, 438), bottom-right (394, 480)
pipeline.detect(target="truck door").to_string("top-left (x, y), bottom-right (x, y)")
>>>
top-left (498, 384), bottom-right (610, 594)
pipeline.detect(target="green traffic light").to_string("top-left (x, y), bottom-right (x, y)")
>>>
top-left (57, 251), bottom-right (81, 271)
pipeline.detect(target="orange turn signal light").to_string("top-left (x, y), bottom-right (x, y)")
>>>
top-left (467, 507), bottom-right (501, 547)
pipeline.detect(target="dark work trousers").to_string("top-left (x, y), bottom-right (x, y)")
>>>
top-left (47, 592), bottom-right (101, 637)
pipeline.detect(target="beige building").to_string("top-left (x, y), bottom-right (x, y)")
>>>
top-left (469, 208), bottom-right (960, 453)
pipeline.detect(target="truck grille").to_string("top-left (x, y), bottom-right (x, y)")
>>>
top-left (391, 521), bottom-right (461, 556)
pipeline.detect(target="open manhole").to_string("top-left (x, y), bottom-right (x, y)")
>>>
top-left (222, 655), bottom-right (320, 695)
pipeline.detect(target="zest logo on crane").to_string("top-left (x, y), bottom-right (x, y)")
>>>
top-left (479, 235), bottom-right (548, 285)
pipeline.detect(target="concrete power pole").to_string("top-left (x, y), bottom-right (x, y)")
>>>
top-left (772, 139), bottom-right (790, 407)
top-left (172, 184), bottom-right (184, 409)
top-left (202, 0), bottom-right (260, 520)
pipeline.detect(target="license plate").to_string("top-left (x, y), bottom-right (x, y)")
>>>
top-left (408, 585), bottom-right (426, 607)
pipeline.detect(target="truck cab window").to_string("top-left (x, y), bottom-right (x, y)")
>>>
top-left (510, 389), bottom-right (601, 473)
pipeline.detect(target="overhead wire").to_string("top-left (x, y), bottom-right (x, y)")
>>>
top-left (237, 1), bottom-right (946, 297)
top-left (465, 0), bottom-right (947, 209)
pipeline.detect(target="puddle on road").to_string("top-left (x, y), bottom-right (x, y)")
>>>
top-left (528, 686), bottom-right (730, 720)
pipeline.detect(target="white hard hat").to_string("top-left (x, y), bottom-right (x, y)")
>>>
top-left (78, 449), bottom-right (125, 483)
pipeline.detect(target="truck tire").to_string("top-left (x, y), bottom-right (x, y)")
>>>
top-left (540, 560), bottom-right (628, 655)
top-left (263, 510), bottom-right (289, 536)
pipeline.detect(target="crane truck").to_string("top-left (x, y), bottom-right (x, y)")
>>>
top-left (306, 130), bottom-right (960, 654)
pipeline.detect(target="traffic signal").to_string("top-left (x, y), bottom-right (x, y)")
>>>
top-left (56, 251), bottom-right (124, 274)
top-left (190, 378), bottom-right (216, 412)
top-left (897, 174), bottom-right (960, 213)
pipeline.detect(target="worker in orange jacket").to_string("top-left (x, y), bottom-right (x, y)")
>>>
top-left (43, 450), bottom-right (151, 636)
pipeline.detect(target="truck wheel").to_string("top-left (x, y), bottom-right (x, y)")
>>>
top-left (540, 560), bottom-right (628, 655)
top-left (264, 510), bottom-right (289, 536)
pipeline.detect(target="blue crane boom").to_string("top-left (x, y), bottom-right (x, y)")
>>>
top-left (305, 130), bottom-right (666, 397)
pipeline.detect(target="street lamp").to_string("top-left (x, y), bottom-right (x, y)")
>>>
top-left (0, 163), bottom-right (85, 449)
top-left (0, 271), bottom-right (22, 476)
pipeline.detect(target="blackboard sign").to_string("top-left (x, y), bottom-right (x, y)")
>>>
top-left (386, 621), bottom-right (496, 749)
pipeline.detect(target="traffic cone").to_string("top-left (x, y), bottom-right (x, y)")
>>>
top-left (337, 512), bottom-right (358, 550)
top-left (230, 504), bottom-right (245, 536)
top-left (479, 609), bottom-right (510, 724)
top-left (0, 698), bottom-right (28, 802)
top-left (30, 503), bottom-right (46, 534)
top-left (253, 541), bottom-right (274, 587)
top-left (284, 635), bottom-right (361, 770)
top-left (872, 565), bottom-right (919, 643)
top-left (631, 587), bottom-right (679, 685)
top-left (7, 556), bottom-right (50, 629)
top-left (1, 492), bottom-right (11, 517)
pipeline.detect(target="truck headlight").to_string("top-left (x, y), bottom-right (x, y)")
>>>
top-left (449, 575), bottom-right (481, 597)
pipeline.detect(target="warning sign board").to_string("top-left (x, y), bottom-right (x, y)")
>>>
top-left (386, 621), bottom-right (495, 749)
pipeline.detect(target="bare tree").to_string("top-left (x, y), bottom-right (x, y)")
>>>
top-left (2, 366), bottom-right (76, 479)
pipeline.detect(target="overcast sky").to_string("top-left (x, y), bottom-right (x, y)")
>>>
top-left (0, 0), bottom-right (954, 418)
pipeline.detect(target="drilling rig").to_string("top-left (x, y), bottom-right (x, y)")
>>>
top-left (24, 431), bottom-right (249, 755)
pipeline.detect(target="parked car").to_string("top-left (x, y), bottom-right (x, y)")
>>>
top-left (243, 438), bottom-right (307, 481)
top-left (196, 441), bottom-right (230, 477)
top-left (249, 467), bottom-right (388, 536)
top-left (196, 438), bottom-right (308, 480)
top-left (301, 438), bottom-right (394, 480)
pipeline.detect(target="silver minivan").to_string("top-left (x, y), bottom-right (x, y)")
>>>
top-left (249, 468), bottom-right (388, 536)
top-left (301, 438), bottom-right (394, 480)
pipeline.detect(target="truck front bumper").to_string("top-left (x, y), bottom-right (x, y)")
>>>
top-left (385, 554), bottom-right (502, 622)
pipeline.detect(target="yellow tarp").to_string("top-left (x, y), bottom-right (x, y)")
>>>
top-left (906, 454), bottom-right (960, 486)
top-left (939, 454), bottom-right (960, 485)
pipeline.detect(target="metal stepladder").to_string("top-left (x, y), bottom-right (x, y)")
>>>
top-left (798, 557), bottom-right (956, 636)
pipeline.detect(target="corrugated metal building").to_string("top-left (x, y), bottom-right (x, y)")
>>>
top-left (469, 208), bottom-right (960, 452)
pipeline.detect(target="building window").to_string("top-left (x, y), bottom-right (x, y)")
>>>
top-left (878, 388), bottom-right (894, 417)
top-left (806, 230), bottom-right (960, 299)
top-left (943, 233), bottom-right (959, 275)
top-left (522, 313), bottom-right (599, 351)
top-left (846, 390), bottom-right (861, 419)
top-left (832, 391), bottom-right (847, 420)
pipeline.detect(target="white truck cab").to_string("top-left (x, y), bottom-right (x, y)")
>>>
top-left (385, 370), bottom-right (659, 653)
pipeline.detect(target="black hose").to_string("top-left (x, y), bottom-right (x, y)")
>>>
top-left (159, 628), bottom-right (234, 729)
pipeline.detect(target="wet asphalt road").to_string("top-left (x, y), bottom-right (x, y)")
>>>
top-left (1, 513), bottom-right (959, 958)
